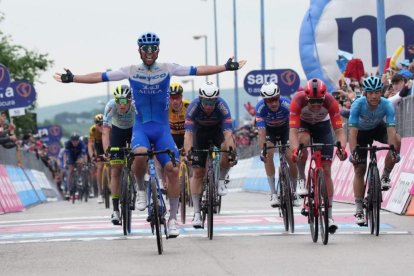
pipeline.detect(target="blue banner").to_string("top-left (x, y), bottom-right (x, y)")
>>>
top-left (38, 125), bottom-right (63, 143)
top-left (1, 80), bottom-right (37, 109)
top-left (243, 69), bottom-right (300, 97)
top-left (0, 64), bottom-right (10, 92)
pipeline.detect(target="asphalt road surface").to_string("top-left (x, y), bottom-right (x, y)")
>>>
top-left (1, 189), bottom-right (413, 276)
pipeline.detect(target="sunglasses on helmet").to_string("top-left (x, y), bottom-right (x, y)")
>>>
top-left (140, 45), bottom-right (159, 53)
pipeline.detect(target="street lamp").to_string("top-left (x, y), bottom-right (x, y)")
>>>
top-left (193, 35), bottom-right (209, 82)
top-left (201, 0), bottom-right (220, 87)
top-left (233, 0), bottom-right (240, 128)
top-left (182, 79), bottom-right (195, 100)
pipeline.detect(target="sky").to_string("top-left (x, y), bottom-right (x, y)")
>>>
top-left (0, 0), bottom-right (309, 108)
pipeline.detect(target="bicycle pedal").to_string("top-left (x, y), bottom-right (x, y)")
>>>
top-left (146, 216), bottom-right (151, 222)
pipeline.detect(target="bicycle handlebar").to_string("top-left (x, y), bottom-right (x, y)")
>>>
top-left (262, 143), bottom-right (290, 158)
top-left (298, 141), bottom-right (343, 159)
top-left (188, 146), bottom-right (236, 162)
top-left (354, 144), bottom-right (396, 159)
top-left (132, 148), bottom-right (177, 167)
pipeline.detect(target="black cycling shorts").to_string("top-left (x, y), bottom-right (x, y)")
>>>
top-left (191, 125), bottom-right (224, 168)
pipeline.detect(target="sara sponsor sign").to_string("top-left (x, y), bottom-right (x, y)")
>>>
top-left (243, 69), bottom-right (300, 97)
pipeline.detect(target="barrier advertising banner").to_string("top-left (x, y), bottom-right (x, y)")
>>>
top-left (6, 166), bottom-right (40, 207)
top-left (23, 170), bottom-right (47, 202)
top-left (0, 165), bottom-right (23, 213)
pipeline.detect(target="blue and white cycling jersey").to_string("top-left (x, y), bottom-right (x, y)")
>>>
top-left (255, 97), bottom-right (290, 128)
top-left (102, 62), bottom-right (197, 124)
top-left (348, 96), bottom-right (396, 131)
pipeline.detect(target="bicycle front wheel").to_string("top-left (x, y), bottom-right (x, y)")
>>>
top-left (371, 166), bottom-right (381, 236)
top-left (282, 167), bottom-right (295, 233)
top-left (179, 162), bottom-right (189, 225)
top-left (151, 178), bottom-right (163, 255)
top-left (317, 170), bottom-right (329, 245)
top-left (102, 166), bottom-right (111, 209)
top-left (207, 169), bottom-right (215, 240)
top-left (120, 169), bottom-right (131, 235)
top-left (308, 170), bottom-right (318, 243)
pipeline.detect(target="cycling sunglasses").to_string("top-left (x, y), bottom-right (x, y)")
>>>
top-left (264, 97), bottom-right (280, 104)
top-left (140, 45), bottom-right (159, 52)
top-left (308, 98), bottom-right (324, 104)
top-left (200, 98), bottom-right (217, 106)
top-left (115, 98), bottom-right (130, 105)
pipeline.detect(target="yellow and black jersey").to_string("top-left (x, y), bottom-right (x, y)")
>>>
top-left (169, 99), bottom-right (190, 135)
top-left (88, 125), bottom-right (102, 143)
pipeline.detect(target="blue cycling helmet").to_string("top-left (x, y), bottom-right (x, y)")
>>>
top-left (137, 32), bottom-right (160, 47)
top-left (362, 76), bottom-right (383, 92)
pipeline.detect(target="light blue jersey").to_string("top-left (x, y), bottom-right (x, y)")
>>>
top-left (348, 96), bottom-right (396, 131)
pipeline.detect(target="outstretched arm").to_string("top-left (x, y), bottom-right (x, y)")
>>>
top-left (196, 57), bottom-right (247, 76)
top-left (53, 68), bottom-right (104, 84)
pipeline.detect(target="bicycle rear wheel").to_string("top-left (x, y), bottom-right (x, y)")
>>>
top-left (317, 170), bottom-right (329, 245)
top-left (102, 166), bottom-right (111, 209)
top-left (83, 173), bottom-right (89, 202)
top-left (151, 178), bottom-right (163, 254)
top-left (367, 167), bottom-right (375, 235)
top-left (207, 170), bottom-right (215, 240)
top-left (371, 166), bottom-right (381, 236)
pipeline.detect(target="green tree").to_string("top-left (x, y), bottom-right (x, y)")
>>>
top-left (0, 13), bottom-right (53, 135)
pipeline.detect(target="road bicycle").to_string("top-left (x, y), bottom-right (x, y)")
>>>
top-left (263, 142), bottom-right (295, 233)
top-left (134, 148), bottom-right (176, 254)
top-left (298, 142), bottom-right (343, 245)
top-left (354, 144), bottom-right (396, 236)
top-left (189, 144), bottom-right (235, 240)
top-left (178, 149), bottom-right (191, 225)
top-left (69, 163), bottom-right (89, 204)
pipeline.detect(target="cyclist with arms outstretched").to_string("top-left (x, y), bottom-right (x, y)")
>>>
top-left (255, 82), bottom-right (299, 208)
top-left (289, 78), bottom-right (348, 234)
top-left (54, 32), bottom-right (246, 238)
top-left (348, 76), bottom-right (401, 225)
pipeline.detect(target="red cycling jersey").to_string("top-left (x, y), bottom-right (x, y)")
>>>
top-left (289, 91), bottom-right (343, 129)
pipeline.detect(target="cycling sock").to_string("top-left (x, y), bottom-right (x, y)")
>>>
top-left (355, 197), bottom-right (363, 212)
top-left (297, 163), bottom-right (306, 180)
top-left (112, 194), bottom-right (120, 211)
top-left (382, 167), bottom-right (392, 178)
top-left (267, 175), bottom-right (276, 194)
top-left (137, 175), bottom-right (145, 191)
top-left (192, 194), bottom-right (201, 213)
top-left (219, 167), bottom-right (230, 180)
top-left (169, 197), bottom-right (179, 220)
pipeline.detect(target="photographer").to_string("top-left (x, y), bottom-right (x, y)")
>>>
top-left (0, 112), bottom-right (17, 149)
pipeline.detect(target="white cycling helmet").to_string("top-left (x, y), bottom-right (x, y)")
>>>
top-left (260, 82), bottom-right (280, 99)
top-left (199, 82), bottom-right (220, 98)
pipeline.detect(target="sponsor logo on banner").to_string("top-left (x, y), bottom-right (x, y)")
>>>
top-left (0, 80), bottom-right (36, 109)
top-left (243, 69), bottom-right (300, 97)
top-left (0, 64), bottom-right (10, 92)
top-left (38, 125), bottom-right (63, 143)
top-left (299, 0), bottom-right (414, 92)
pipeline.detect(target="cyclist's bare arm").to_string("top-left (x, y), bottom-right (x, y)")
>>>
top-left (334, 127), bottom-right (347, 148)
top-left (348, 127), bottom-right (358, 153)
top-left (102, 126), bottom-right (111, 153)
top-left (53, 70), bottom-right (103, 83)
top-left (88, 140), bottom-right (95, 160)
top-left (196, 57), bottom-right (246, 76)
top-left (184, 130), bottom-right (193, 156)
top-left (386, 127), bottom-right (398, 149)
top-left (289, 128), bottom-right (300, 149)
top-left (257, 128), bottom-right (266, 148)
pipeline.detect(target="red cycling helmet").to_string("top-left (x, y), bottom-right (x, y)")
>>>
top-left (304, 78), bottom-right (327, 98)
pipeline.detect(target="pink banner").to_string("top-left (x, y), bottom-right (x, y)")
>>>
top-left (332, 137), bottom-right (414, 213)
top-left (0, 165), bottom-right (24, 213)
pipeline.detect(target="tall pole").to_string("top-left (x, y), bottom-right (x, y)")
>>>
top-left (204, 36), bottom-right (209, 82)
top-left (377, 0), bottom-right (386, 74)
top-left (213, 0), bottom-right (220, 87)
top-left (260, 0), bottom-right (265, 69)
top-left (233, 0), bottom-right (239, 128)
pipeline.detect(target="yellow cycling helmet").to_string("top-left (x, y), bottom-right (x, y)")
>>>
top-left (169, 82), bottom-right (183, 96)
